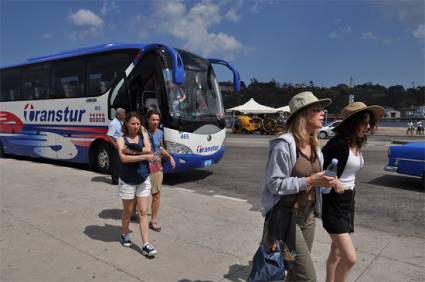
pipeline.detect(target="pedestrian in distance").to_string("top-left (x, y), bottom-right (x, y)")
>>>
top-left (116, 111), bottom-right (158, 257)
top-left (416, 120), bottom-right (424, 135)
top-left (107, 108), bottom-right (126, 185)
top-left (321, 102), bottom-right (384, 282)
top-left (406, 121), bottom-right (414, 135)
top-left (259, 91), bottom-right (337, 282)
top-left (146, 109), bottom-right (176, 232)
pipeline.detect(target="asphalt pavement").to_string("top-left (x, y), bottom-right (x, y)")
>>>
top-left (166, 133), bottom-right (424, 238)
top-left (1, 155), bottom-right (424, 281)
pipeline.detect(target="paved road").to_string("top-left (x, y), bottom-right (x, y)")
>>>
top-left (165, 134), bottom-right (425, 238)
top-left (2, 154), bottom-right (424, 282)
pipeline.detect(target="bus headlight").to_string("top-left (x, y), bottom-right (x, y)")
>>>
top-left (165, 141), bottom-right (193, 154)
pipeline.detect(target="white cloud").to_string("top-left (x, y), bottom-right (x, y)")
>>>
top-left (384, 39), bottom-right (392, 44)
top-left (67, 9), bottom-right (105, 40)
top-left (130, 14), bottom-right (150, 39)
top-left (101, 1), bottom-right (120, 16)
top-left (249, 2), bottom-right (260, 14)
top-left (329, 26), bottom-right (352, 39)
top-left (68, 9), bottom-right (104, 28)
top-left (399, 10), bottom-right (407, 21)
top-left (377, 2), bottom-right (424, 41)
top-left (42, 33), bottom-right (53, 39)
top-left (378, 2), bottom-right (424, 26)
top-left (413, 24), bottom-right (425, 39)
top-left (249, 0), bottom-right (274, 14)
top-left (66, 27), bottom-right (104, 41)
top-left (362, 32), bottom-right (376, 40)
top-left (223, 0), bottom-right (243, 22)
top-left (146, 1), bottom-right (243, 57)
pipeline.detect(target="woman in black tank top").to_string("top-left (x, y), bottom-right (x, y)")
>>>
top-left (116, 112), bottom-right (158, 257)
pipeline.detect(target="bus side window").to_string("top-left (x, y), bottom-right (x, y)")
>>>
top-left (51, 59), bottom-right (85, 99)
top-left (88, 53), bottom-right (133, 96)
top-left (1, 68), bottom-right (21, 102)
top-left (22, 64), bottom-right (50, 100)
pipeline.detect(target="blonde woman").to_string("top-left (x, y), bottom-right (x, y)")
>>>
top-left (260, 91), bottom-right (336, 281)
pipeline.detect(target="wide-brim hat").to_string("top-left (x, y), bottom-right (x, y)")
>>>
top-left (286, 91), bottom-right (332, 125)
top-left (332, 102), bottom-right (384, 131)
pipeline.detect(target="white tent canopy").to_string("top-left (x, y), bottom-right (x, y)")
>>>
top-left (275, 105), bottom-right (290, 113)
top-left (226, 98), bottom-right (277, 114)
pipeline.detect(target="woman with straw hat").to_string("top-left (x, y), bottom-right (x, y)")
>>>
top-left (259, 91), bottom-right (337, 281)
top-left (321, 102), bottom-right (384, 282)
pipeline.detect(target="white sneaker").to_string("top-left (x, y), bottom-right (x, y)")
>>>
top-left (142, 243), bottom-right (158, 257)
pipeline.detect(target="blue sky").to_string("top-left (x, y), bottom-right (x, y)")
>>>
top-left (1, 0), bottom-right (424, 88)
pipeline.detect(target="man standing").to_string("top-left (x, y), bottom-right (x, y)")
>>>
top-left (107, 108), bottom-right (126, 185)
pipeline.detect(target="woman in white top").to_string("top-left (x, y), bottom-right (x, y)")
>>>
top-left (321, 102), bottom-right (384, 282)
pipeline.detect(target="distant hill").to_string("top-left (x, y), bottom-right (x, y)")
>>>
top-left (220, 80), bottom-right (425, 116)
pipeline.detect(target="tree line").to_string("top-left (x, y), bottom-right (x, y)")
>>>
top-left (221, 79), bottom-right (425, 115)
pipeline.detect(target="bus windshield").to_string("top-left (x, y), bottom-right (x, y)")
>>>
top-left (163, 66), bottom-right (224, 122)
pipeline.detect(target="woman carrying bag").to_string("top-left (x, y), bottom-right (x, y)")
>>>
top-left (255, 91), bottom-right (337, 282)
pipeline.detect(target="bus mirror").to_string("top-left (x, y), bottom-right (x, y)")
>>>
top-left (142, 43), bottom-right (185, 85)
top-left (207, 58), bottom-right (241, 92)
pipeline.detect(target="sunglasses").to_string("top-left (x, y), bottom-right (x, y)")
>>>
top-left (310, 105), bottom-right (325, 113)
top-left (361, 120), bottom-right (371, 126)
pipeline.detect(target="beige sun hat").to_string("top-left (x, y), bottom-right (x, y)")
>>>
top-left (332, 102), bottom-right (385, 131)
top-left (286, 91), bottom-right (332, 125)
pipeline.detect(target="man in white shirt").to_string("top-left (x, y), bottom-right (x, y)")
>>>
top-left (107, 108), bottom-right (126, 184)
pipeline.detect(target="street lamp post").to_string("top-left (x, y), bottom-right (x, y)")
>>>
top-left (324, 109), bottom-right (328, 125)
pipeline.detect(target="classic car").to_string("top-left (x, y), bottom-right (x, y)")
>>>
top-left (318, 120), bottom-right (342, 139)
top-left (385, 141), bottom-right (425, 182)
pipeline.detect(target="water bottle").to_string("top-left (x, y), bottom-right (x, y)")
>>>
top-left (320, 158), bottom-right (338, 194)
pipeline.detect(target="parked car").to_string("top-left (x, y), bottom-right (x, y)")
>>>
top-left (318, 120), bottom-right (342, 139)
top-left (385, 141), bottom-right (425, 182)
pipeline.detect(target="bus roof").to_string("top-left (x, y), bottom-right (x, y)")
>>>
top-left (1, 43), bottom-right (145, 69)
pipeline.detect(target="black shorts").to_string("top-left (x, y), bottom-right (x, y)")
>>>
top-left (322, 189), bottom-right (355, 234)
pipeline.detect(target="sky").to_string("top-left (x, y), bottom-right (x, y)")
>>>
top-left (1, 0), bottom-right (424, 88)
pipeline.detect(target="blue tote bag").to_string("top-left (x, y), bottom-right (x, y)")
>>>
top-left (247, 240), bottom-right (285, 282)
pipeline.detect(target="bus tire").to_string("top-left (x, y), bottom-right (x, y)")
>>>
top-left (0, 141), bottom-right (5, 158)
top-left (95, 143), bottom-right (112, 174)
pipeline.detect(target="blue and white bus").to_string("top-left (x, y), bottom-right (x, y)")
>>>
top-left (0, 43), bottom-right (240, 173)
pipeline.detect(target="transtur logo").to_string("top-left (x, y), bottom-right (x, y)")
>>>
top-left (196, 145), bottom-right (219, 154)
top-left (23, 104), bottom-right (35, 121)
top-left (23, 104), bottom-right (86, 123)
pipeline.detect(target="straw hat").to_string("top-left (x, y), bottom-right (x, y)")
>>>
top-left (332, 102), bottom-right (384, 131)
top-left (287, 91), bottom-right (332, 125)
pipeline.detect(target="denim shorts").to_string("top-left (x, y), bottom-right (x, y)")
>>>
top-left (118, 176), bottom-right (151, 200)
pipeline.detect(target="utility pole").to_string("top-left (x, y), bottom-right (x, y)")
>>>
top-left (349, 77), bottom-right (354, 105)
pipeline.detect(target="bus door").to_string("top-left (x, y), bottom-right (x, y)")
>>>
top-left (129, 53), bottom-right (166, 116)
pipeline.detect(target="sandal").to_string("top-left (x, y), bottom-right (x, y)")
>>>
top-left (149, 222), bottom-right (162, 232)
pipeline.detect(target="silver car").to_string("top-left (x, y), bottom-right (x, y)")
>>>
top-left (318, 120), bottom-right (342, 139)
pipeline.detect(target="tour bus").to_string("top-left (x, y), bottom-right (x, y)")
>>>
top-left (0, 43), bottom-right (240, 173)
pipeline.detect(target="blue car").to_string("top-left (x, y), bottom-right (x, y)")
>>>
top-left (385, 142), bottom-right (425, 182)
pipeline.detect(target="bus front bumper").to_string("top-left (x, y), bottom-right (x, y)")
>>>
top-left (163, 147), bottom-right (225, 173)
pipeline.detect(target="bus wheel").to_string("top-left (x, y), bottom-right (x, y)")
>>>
top-left (95, 143), bottom-right (111, 174)
top-left (0, 141), bottom-right (5, 158)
